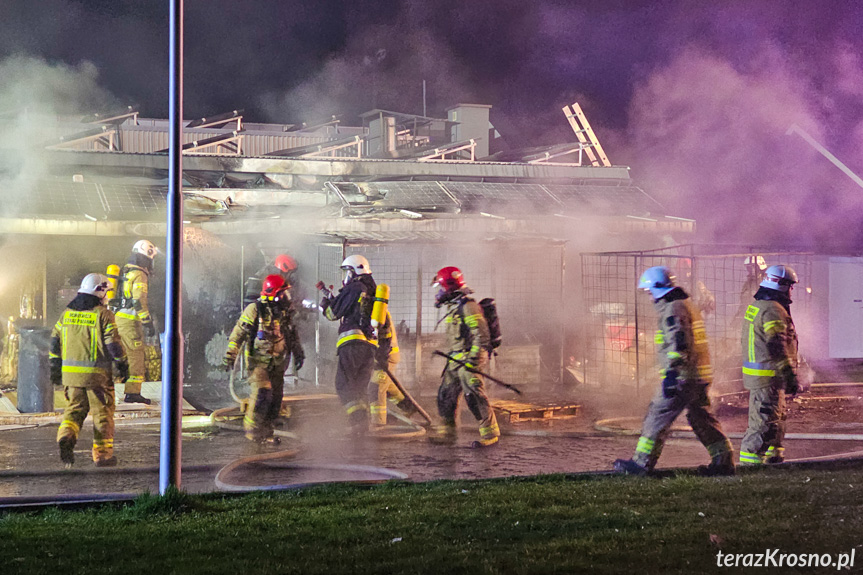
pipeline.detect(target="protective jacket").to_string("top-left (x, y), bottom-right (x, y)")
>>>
top-left (443, 295), bottom-right (491, 365)
top-left (50, 294), bottom-right (127, 388)
top-left (652, 288), bottom-right (712, 383)
top-left (741, 288), bottom-right (798, 390)
top-left (115, 257), bottom-right (152, 327)
top-left (322, 274), bottom-right (377, 348)
top-left (226, 300), bottom-right (301, 369)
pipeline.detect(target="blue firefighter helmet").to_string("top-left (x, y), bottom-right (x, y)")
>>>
top-left (638, 266), bottom-right (677, 299)
top-left (760, 265), bottom-right (798, 293)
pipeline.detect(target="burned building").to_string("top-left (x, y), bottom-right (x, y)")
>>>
top-left (0, 103), bottom-right (691, 409)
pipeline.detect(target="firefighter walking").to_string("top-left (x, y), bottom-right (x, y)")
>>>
top-left (613, 266), bottom-right (734, 476)
top-left (319, 255), bottom-right (378, 434)
top-left (223, 275), bottom-right (304, 444)
top-left (50, 274), bottom-right (129, 468)
top-left (428, 266), bottom-right (500, 448)
top-left (739, 265), bottom-right (801, 466)
top-left (114, 239), bottom-right (159, 405)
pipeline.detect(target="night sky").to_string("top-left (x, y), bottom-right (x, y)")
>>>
top-left (4, 0), bottom-right (863, 246)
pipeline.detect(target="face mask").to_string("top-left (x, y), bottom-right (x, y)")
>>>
top-left (342, 268), bottom-right (355, 286)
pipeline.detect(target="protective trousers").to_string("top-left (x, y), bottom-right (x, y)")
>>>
top-left (56, 385), bottom-right (116, 463)
top-left (740, 385), bottom-right (786, 465)
top-left (369, 362), bottom-right (404, 425)
top-left (437, 363), bottom-right (500, 442)
top-left (115, 316), bottom-right (145, 394)
top-left (335, 341), bottom-right (375, 429)
top-left (633, 382), bottom-right (732, 470)
top-left (244, 363), bottom-right (285, 442)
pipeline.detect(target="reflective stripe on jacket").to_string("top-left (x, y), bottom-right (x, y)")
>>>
top-left (117, 264), bottom-right (151, 324)
top-left (227, 301), bottom-right (292, 369)
top-left (49, 305), bottom-right (125, 388)
top-left (653, 295), bottom-right (713, 383)
top-left (741, 300), bottom-right (798, 390)
top-left (443, 297), bottom-right (490, 365)
top-left (321, 276), bottom-right (376, 349)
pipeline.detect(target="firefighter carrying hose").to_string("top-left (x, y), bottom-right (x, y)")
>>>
top-left (114, 239), bottom-right (159, 405)
top-left (223, 274), bottom-right (304, 444)
top-left (318, 254), bottom-right (377, 435)
top-left (50, 274), bottom-right (129, 468)
top-left (613, 266), bottom-right (734, 476)
top-left (739, 265), bottom-right (801, 466)
top-left (427, 266), bottom-right (500, 448)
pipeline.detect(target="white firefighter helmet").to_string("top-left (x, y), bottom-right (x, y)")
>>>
top-left (341, 254), bottom-right (371, 284)
top-left (744, 255), bottom-right (767, 270)
top-left (132, 239), bottom-right (160, 260)
top-left (638, 266), bottom-right (677, 299)
top-left (760, 265), bottom-right (798, 293)
top-left (78, 273), bottom-right (111, 299)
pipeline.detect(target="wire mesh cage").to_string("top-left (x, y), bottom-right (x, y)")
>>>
top-left (581, 245), bottom-right (813, 394)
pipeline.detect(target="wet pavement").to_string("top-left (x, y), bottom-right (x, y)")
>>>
top-left (2, 391), bottom-right (863, 499)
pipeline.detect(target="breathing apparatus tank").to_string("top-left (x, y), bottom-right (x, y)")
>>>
top-left (371, 284), bottom-right (390, 328)
top-left (106, 264), bottom-right (120, 308)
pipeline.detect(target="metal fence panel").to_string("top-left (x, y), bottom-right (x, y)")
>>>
top-left (581, 246), bottom-right (813, 394)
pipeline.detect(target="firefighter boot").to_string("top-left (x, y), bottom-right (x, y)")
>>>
top-left (696, 456), bottom-right (736, 477)
top-left (95, 456), bottom-right (118, 468)
top-left (764, 446), bottom-right (785, 464)
top-left (613, 458), bottom-right (648, 476)
top-left (58, 437), bottom-right (75, 469)
top-left (124, 393), bottom-right (152, 405)
top-left (470, 436), bottom-right (499, 449)
top-left (427, 421), bottom-right (457, 445)
top-left (697, 441), bottom-right (736, 476)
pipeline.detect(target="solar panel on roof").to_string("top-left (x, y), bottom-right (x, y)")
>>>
top-left (444, 182), bottom-right (560, 212)
top-left (546, 184), bottom-right (662, 215)
top-left (362, 182), bottom-right (458, 210)
top-left (14, 181), bottom-right (106, 218)
top-left (100, 184), bottom-right (167, 216)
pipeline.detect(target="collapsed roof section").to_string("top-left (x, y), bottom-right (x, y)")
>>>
top-left (0, 101), bottom-right (693, 237)
top-left (325, 180), bottom-right (663, 217)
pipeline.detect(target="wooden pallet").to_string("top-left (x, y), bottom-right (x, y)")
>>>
top-left (491, 400), bottom-right (581, 423)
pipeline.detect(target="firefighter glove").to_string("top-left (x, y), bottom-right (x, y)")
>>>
top-left (222, 355), bottom-right (235, 372)
top-left (783, 366), bottom-right (800, 395)
top-left (143, 321), bottom-right (156, 338)
top-left (115, 360), bottom-right (130, 383)
top-left (294, 346), bottom-right (305, 371)
top-left (662, 370), bottom-right (679, 398)
top-left (49, 358), bottom-right (62, 386)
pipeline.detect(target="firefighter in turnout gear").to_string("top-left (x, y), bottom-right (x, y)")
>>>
top-left (739, 265), bottom-right (800, 466)
top-left (428, 266), bottom-right (500, 448)
top-left (50, 274), bottom-right (129, 468)
top-left (369, 310), bottom-right (417, 426)
top-left (114, 239), bottom-right (158, 405)
top-left (319, 254), bottom-right (378, 434)
top-left (613, 266), bottom-right (734, 476)
top-left (223, 275), bottom-right (304, 444)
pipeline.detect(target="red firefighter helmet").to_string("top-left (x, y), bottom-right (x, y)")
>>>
top-left (274, 254), bottom-right (298, 274)
top-left (432, 266), bottom-right (466, 292)
top-left (261, 274), bottom-right (288, 299)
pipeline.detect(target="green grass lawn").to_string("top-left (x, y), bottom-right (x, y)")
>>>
top-left (2, 465), bottom-right (862, 574)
